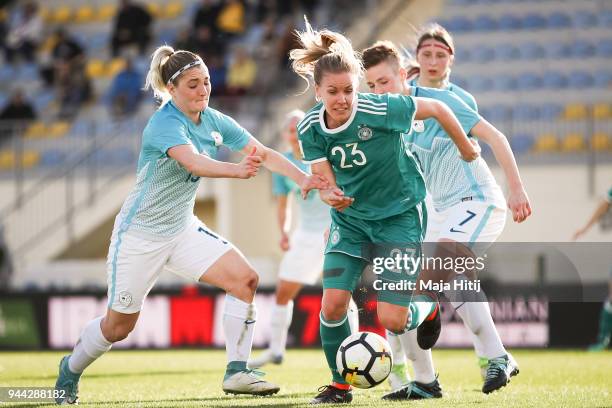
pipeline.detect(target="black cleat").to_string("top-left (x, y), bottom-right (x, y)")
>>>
top-left (417, 302), bottom-right (441, 350)
top-left (382, 377), bottom-right (443, 400)
top-left (482, 355), bottom-right (518, 394)
top-left (310, 385), bottom-right (353, 404)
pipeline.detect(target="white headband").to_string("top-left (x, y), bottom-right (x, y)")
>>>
top-left (167, 60), bottom-right (203, 84)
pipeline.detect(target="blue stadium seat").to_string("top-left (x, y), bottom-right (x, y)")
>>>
top-left (571, 40), bottom-right (595, 58)
top-left (513, 104), bottom-right (540, 120)
top-left (40, 149), bottom-right (67, 166)
top-left (451, 75), bottom-right (468, 89)
top-left (498, 14), bottom-right (522, 30)
top-left (157, 27), bottom-right (178, 45)
top-left (509, 133), bottom-right (534, 154)
top-left (17, 63), bottom-right (38, 81)
top-left (86, 32), bottom-right (109, 52)
top-left (455, 47), bottom-right (471, 63)
top-left (597, 10), bottom-right (612, 28)
top-left (523, 13), bottom-right (547, 30)
top-left (0, 65), bottom-right (16, 82)
top-left (495, 43), bottom-right (519, 60)
top-left (540, 103), bottom-right (563, 119)
top-left (546, 42), bottom-right (571, 59)
top-left (516, 73), bottom-right (542, 90)
top-left (471, 46), bottom-right (495, 63)
top-left (486, 104), bottom-right (511, 121)
top-left (572, 11), bottom-right (597, 28)
top-left (493, 75), bottom-right (516, 91)
top-left (32, 90), bottom-right (54, 113)
top-left (593, 70), bottom-right (612, 88)
top-left (542, 72), bottom-right (567, 89)
top-left (467, 76), bottom-right (493, 92)
top-left (596, 39), bottom-right (612, 58)
top-left (519, 42), bottom-right (544, 60)
top-left (547, 12), bottom-right (571, 29)
top-left (473, 15), bottom-right (497, 31)
top-left (568, 71), bottom-right (594, 88)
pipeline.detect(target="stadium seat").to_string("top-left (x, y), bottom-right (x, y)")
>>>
top-left (32, 91), bottom-right (55, 114)
top-left (96, 4), bottom-right (116, 21)
top-left (562, 103), bottom-right (588, 120)
top-left (157, 28), bottom-right (178, 46)
top-left (146, 3), bottom-right (162, 18)
top-left (547, 12), bottom-right (571, 29)
top-left (455, 47), bottom-right (471, 63)
top-left (540, 104), bottom-right (563, 120)
top-left (518, 43), bottom-right (544, 60)
top-left (513, 104), bottom-right (540, 120)
top-left (571, 40), bottom-right (595, 58)
top-left (567, 71), bottom-right (593, 88)
top-left (493, 75), bottom-right (516, 91)
top-left (485, 104), bottom-right (511, 121)
top-left (0, 65), bottom-right (16, 82)
top-left (516, 72), bottom-right (542, 90)
top-left (523, 13), bottom-right (547, 30)
top-left (17, 63), bottom-right (38, 81)
top-left (495, 43), bottom-right (519, 61)
top-left (509, 133), bottom-right (534, 154)
top-left (473, 15), bottom-right (497, 31)
top-left (49, 5), bottom-right (72, 24)
top-left (498, 14), bottom-right (522, 30)
top-left (533, 134), bottom-right (559, 152)
top-left (597, 10), bottom-right (612, 28)
top-left (596, 40), bottom-right (612, 58)
top-left (107, 58), bottom-right (127, 77)
top-left (546, 42), bottom-right (571, 59)
top-left (86, 59), bottom-right (106, 78)
top-left (48, 121), bottom-right (71, 138)
top-left (472, 46), bottom-right (495, 63)
top-left (40, 149), bottom-right (67, 166)
top-left (593, 103), bottom-right (612, 119)
top-left (0, 151), bottom-right (14, 169)
top-left (74, 5), bottom-right (95, 24)
top-left (591, 132), bottom-right (611, 151)
top-left (542, 72), bottom-right (567, 89)
top-left (164, 1), bottom-right (185, 19)
top-left (25, 121), bottom-right (46, 138)
top-left (593, 71), bottom-right (612, 88)
top-left (466, 76), bottom-right (493, 92)
top-left (0, 150), bottom-right (39, 169)
top-left (560, 133), bottom-right (586, 152)
top-left (572, 11), bottom-right (596, 29)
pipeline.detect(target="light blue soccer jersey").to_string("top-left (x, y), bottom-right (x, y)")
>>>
top-left (116, 101), bottom-right (250, 237)
top-left (272, 152), bottom-right (331, 232)
top-left (403, 83), bottom-right (505, 211)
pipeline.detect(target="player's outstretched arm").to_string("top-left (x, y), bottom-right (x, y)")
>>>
top-left (471, 119), bottom-right (532, 223)
top-left (572, 199), bottom-right (610, 240)
top-left (414, 97), bottom-right (480, 162)
top-left (311, 161), bottom-right (354, 212)
top-left (168, 144), bottom-right (261, 179)
top-left (240, 137), bottom-right (329, 196)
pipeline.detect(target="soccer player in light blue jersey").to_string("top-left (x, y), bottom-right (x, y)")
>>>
top-left (54, 45), bottom-right (328, 404)
top-left (363, 32), bottom-right (531, 398)
top-left (249, 110), bottom-right (359, 369)
top-left (289, 20), bottom-right (480, 404)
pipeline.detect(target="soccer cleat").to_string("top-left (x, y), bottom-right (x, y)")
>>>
top-left (588, 336), bottom-right (610, 351)
top-left (417, 302), bottom-right (441, 350)
top-left (310, 385), bottom-right (353, 404)
top-left (54, 355), bottom-right (81, 405)
top-left (382, 377), bottom-right (443, 400)
top-left (479, 353), bottom-right (519, 380)
top-left (387, 362), bottom-right (410, 391)
top-left (248, 349), bottom-right (284, 368)
top-left (222, 369), bottom-right (280, 396)
top-left (482, 354), bottom-right (519, 394)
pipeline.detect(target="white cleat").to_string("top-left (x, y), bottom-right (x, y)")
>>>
top-left (248, 349), bottom-right (283, 368)
top-left (222, 370), bottom-right (280, 396)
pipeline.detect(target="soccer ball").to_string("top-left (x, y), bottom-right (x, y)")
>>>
top-left (336, 331), bottom-right (393, 389)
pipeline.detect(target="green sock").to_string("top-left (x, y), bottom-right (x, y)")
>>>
top-left (320, 312), bottom-right (351, 384)
top-left (406, 294), bottom-right (437, 331)
top-left (224, 360), bottom-right (247, 381)
top-left (596, 301), bottom-right (612, 343)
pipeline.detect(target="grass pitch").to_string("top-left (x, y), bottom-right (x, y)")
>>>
top-left (1, 349), bottom-right (610, 407)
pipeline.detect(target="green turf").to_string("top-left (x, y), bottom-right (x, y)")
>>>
top-left (0, 349), bottom-right (611, 407)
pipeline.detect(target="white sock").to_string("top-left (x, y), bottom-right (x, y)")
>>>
top-left (269, 301), bottom-right (293, 356)
top-left (223, 295), bottom-right (256, 363)
top-left (347, 297), bottom-right (360, 334)
top-left (68, 316), bottom-right (112, 374)
top-left (453, 300), bottom-right (506, 359)
top-left (399, 330), bottom-right (436, 384)
top-left (386, 330), bottom-right (407, 366)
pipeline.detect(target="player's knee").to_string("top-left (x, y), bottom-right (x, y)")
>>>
top-left (231, 268), bottom-right (258, 302)
top-left (103, 321), bottom-right (135, 342)
top-left (378, 313), bottom-right (406, 334)
top-left (321, 300), bottom-right (348, 321)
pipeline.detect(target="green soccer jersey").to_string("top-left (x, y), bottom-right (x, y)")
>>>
top-left (297, 93), bottom-right (426, 220)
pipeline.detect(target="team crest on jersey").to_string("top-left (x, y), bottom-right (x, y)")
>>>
top-left (357, 124), bottom-right (372, 141)
top-left (211, 131), bottom-right (223, 146)
top-left (330, 229), bottom-right (340, 245)
top-left (118, 291), bottom-right (133, 307)
top-left (412, 120), bottom-right (425, 133)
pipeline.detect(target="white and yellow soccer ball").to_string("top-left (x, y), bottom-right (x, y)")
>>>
top-left (336, 331), bottom-right (393, 389)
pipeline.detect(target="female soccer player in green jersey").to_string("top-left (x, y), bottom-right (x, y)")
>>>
top-left (362, 30), bottom-right (531, 398)
top-left (289, 20), bottom-right (480, 404)
top-left (54, 45), bottom-right (328, 404)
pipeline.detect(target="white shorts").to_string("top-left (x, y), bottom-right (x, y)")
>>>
top-left (278, 228), bottom-right (326, 285)
top-left (425, 200), bottom-right (506, 255)
top-left (106, 216), bottom-right (233, 313)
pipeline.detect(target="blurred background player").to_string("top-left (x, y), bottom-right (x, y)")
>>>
top-left (54, 45), bottom-right (328, 404)
top-left (289, 19), bottom-right (480, 404)
top-left (249, 110), bottom-right (359, 369)
top-left (573, 186), bottom-right (612, 351)
top-left (362, 28), bottom-right (531, 398)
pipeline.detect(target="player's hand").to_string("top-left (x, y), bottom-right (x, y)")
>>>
top-left (300, 174), bottom-right (330, 198)
top-left (280, 232), bottom-right (290, 251)
top-left (236, 147), bottom-right (262, 179)
top-left (507, 186), bottom-right (532, 223)
top-left (572, 227), bottom-right (587, 241)
top-left (459, 139), bottom-right (480, 162)
top-left (321, 188), bottom-right (354, 211)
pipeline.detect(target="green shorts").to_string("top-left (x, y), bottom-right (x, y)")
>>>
top-left (323, 203), bottom-right (427, 306)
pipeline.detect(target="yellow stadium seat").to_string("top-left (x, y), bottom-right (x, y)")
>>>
top-left (96, 4), bottom-right (117, 21)
top-left (74, 5), bottom-right (95, 23)
top-left (39, 7), bottom-right (52, 23)
top-left (107, 58), bottom-right (126, 77)
top-left (164, 1), bottom-right (184, 19)
top-left (86, 59), bottom-right (106, 78)
top-left (48, 122), bottom-right (70, 138)
top-left (146, 3), bottom-right (161, 18)
top-left (593, 103), bottom-right (611, 120)
top-left (591, 133), bottom-right (611, 151)
top-left (0, 150), bottom-right (40, 169)
top-left (561, 133), bottom-right (586, 152)
top-left (0, 151), bottom-right (14, 169)
top-left (533, 134), bottom-right (559, 153)
top-left (25, 121), bottom-right (47, 138)
top-left (50, 6), bottom-right (72, 24)
top-left (21, 150), bottom-right (40, 169)
top-left (562, 103), bottom-right (588, 120)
